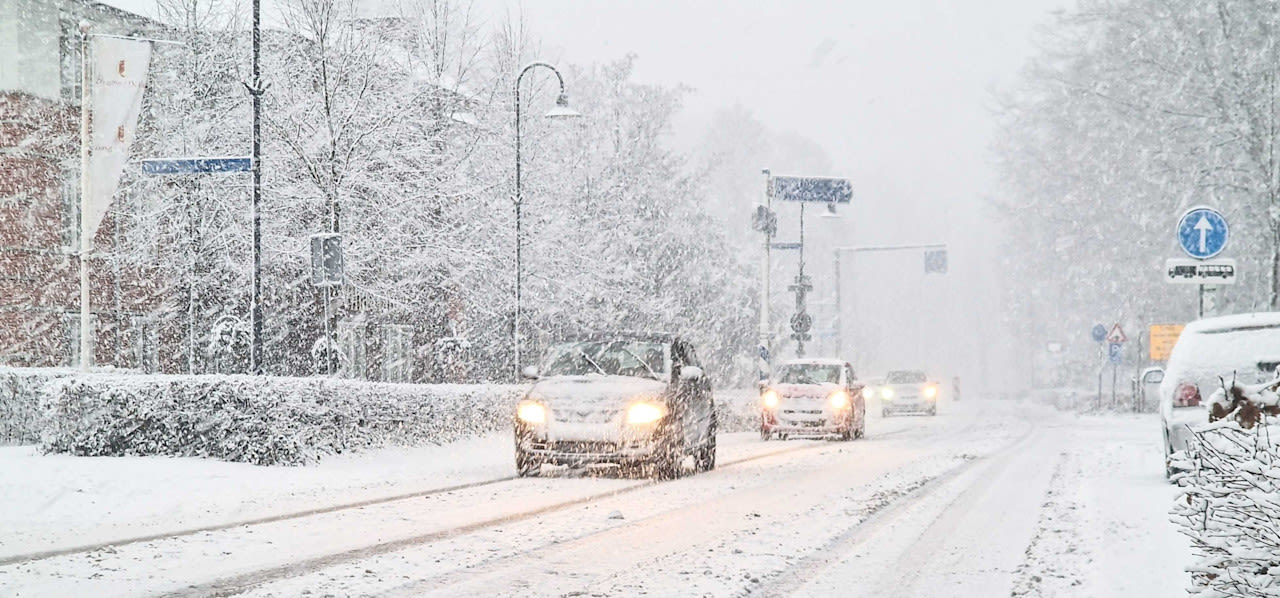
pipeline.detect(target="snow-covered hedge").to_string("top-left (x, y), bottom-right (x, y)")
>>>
top-left (0, 368), bottom-right (73, 445)
top-left (1171, 420), bottom-right (1280, 597)
top-left (41, 374), bottom-right (523, 466)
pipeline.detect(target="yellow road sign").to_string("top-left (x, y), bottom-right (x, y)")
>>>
top-left (1149, 324), bottom-right (1185, 361)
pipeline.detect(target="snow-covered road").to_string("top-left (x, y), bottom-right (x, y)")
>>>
top-left (0, 399), bottom-right (1189, 597)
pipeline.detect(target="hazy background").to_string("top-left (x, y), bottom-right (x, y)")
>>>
top-left (100, 0), bottom-right (1070, 388)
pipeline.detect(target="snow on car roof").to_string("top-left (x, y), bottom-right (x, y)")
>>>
top-left (780, 358), bottom-right (845, 366)
top-left (1186, 311), bottom-right (1280, 334)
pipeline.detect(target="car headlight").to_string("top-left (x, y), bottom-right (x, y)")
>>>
top-left (862, 387), bottom-right (875, 399)
top-left (923, 385), bottom-right (938, 399)
top-left (626, 402), bottom-right (667, 425)
top-left (881, 387), bottom-right (894, 400)
top-left (517, 401), bottom-right (547, 424)
top-left (829, 391), bottom-right (849, 409)
top-left (762, 389), bottom-right (780, 409)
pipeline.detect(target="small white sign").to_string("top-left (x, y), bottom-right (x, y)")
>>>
top-left (1165, 258), bottom-right (1237, 285)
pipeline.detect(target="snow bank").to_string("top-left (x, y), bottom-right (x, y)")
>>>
top-left (0, 368), bottom-right (73, 445)
top-left (40, 374), bottom-right (524, 466)
top-left (1170, 421), bottom-right (1280, 597)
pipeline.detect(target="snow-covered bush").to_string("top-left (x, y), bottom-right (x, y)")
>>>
top-left (1171, 418), bottom-right (1280, 597)
top-left (40, 374), bottom-right (523, 465)
top-left (0, 368), bottom-right (73, 445)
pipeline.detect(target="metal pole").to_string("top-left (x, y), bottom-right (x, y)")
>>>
top-left (79, 27), bottom-right (91, 372)
top-left (758, 169), bottom-right (772, 381)
top-left (833, 250), bottom-right (841, 358)
top-left (796, 202), bottom-right (806, 358)
top-left (513, 62), bottom-right (570, 378)
top-left (1198, 284), bottom-right (1204, 319)
top-left (514, 84), bottom-right (521, 376)
top-left (249, 0), bottom-right (264, 374)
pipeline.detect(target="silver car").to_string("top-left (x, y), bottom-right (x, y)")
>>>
top-left (874, 370), bottom-right (939, 416)
top-left (1160, 312), bottom-right (1280, 478)
top-left (514, 333), bottom-right (716, 479)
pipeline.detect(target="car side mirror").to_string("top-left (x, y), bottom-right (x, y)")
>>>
top-left (521, 366), bottom-right (540, 380)
top-left (679, 366), bottom-right (703, 381)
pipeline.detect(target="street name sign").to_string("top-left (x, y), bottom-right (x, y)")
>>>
top-left (1177, 207), bottom-right (1229, 259)
top-left (141, 157), bottom-right (252, 176)
top-left (1165, 258), bottom-right (1236, 284)
top-left (773, 176), bottom-right (853, 204)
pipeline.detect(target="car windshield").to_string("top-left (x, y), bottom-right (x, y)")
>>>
top-left (776, 363), bottom-right (842, 385)
top-left (885, 371), bottom-right (927, 384)
top-left (541, 340), bottom-right (669, 379)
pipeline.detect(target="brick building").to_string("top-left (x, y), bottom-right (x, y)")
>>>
top-left (0, 0), bottom-right (163, 369)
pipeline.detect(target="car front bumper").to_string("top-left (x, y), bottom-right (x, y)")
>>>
top-left (516, 422), bottom-right (663, 466)
top-left (882, 398), bottom-right (935, 413)
top-left (762, 410), bottom-right (852, 435)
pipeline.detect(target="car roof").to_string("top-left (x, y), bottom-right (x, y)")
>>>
top-left (1185, 311), bottom-right (1280, 334)
top-left (780, 358), bottom-right (846, 366)
top-left (555, 331), bottom-right (679, 344)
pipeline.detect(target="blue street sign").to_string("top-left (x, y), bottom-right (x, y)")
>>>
top-left (141, 157), bottom-right (252, 176)
top-left (1091, 324), bottom-right (1107, 343)
top-left (773, 176), bottom-right (853, 203)
top-left (1176, 207), bottom-right (1229, 259)
top-left (771, 242), bottom-right (803, 250)
top-left (1108, 342), bottom-right (1123, 364)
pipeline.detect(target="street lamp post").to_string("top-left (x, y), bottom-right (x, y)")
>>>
top-left (513, 61), bottom-right (579, 376)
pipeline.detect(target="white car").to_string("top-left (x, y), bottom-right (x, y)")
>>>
top-left (873, 370), bottom-right (939, 416)
top-left (514, 332), bottom-right (716, 479)
top-left (758, 358), bottom-right (865, 440)
top-left (1160, 312), bottom-right (1280, 477)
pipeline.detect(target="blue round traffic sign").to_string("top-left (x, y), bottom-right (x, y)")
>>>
top-left (1091, 324), bottom-right (1107, 343)
top-left (1177, 207), bottom-right (1229, 259)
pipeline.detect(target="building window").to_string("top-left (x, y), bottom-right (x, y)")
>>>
top-left (61, 165), bottom-right (79, 252)
top-left (131, 315), bottom-right (158, 373)
top-left (63, 313), bottom-right (97, 368)
top-left (382, 324), bottom-right (414, 383)
top-left (338, 320), bottom-right (367, 379)
top-left (59, 19), bottom-right (83, 104)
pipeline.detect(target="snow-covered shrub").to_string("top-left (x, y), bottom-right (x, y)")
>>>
top-left (40, 374), bottom-right (523, 465)
top-left (0, 368), bottom-right (73, 445)
top-left (1170, 419), bottom-right (1280, 597)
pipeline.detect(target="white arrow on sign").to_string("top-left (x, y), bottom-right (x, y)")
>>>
top-left (1195, 216), bottom-right (1213, 253)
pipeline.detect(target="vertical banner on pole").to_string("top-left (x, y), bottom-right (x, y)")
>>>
top-left (80, 34), bottom-right (153, 370)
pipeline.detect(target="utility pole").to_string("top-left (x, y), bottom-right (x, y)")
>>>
top-left (248, 0), bottom-right (265, 374)
top-left (757, 170), bottom-right (774, 381)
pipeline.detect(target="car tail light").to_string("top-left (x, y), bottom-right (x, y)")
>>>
top-left (1174, 382), bottom-right (1201, 407)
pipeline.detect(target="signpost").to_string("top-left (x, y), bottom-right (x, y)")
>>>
top-left (1149, 324), bottom-right (1184, 361)
top-left (1091, 324), bottom-right (1107, 343)
top-left (1168, 206), bottom-right (1231, 318)
top-left (772, 176), bottom-right (853, 204)
top-left (143, 155), bottom-right (254, 374)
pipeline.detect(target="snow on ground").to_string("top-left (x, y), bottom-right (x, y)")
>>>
top-left (0, 398), bottom-right (1193, 598)
top-left (0, 433), bottom-right (514, 558)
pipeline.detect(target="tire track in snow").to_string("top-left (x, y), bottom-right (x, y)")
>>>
top-left (745, 422), bottom-right (1038, 598)
top-left (151, 438), bottom-right (845, 598)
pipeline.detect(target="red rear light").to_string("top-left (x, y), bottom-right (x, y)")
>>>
top-left (1174, 382), bottom-right (1201, 407)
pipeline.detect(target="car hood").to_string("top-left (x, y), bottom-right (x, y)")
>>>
top-left (528, 375), bottom-right (668, 406)
top-left (773, 382), bottom-right (841, 398)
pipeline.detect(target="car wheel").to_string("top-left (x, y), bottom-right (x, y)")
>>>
top-left (882, 409), bottom-right (890, 418)
top-left (854, 417), bottom-right (865, 439)
top-left (929, 407), bottom-right (937, 416)
top-left (655, 424), bottom-right (687, 480)
top-left (838, 427), bottom-right (853, 441)
top-left (515, 449), bottom-right (541, 478)
top-left (697, 418), bottom-right (717, 472)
